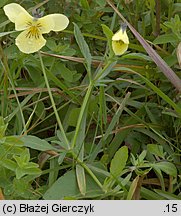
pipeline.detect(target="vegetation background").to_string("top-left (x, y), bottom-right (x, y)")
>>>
top-left (0, 0), bottom-right (181, 200)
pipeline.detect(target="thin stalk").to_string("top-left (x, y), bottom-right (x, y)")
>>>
top-left (38, 51), bottom-right (70, 150)
top-left (71, 81), bottom-right (94, 148)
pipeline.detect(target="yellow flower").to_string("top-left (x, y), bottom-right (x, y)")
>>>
top-left (3, 3), bottom-right (69, 54)
top-left (112, 25), bottom-right (129, 56)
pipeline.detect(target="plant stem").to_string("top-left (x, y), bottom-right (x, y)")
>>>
top-left (38, 51), bottom-right (70, 150)
top-left (71, 81), bottom-right (94, 149)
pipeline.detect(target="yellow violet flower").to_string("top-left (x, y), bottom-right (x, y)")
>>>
top-left (112, 24), bottom-right (129, 56)
top-left (3, 3), bottom-right (69, 54)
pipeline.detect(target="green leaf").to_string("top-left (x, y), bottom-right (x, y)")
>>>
top-left (73, 23), bottom-right (92, 71)
top-left (101, 24), bottom-right (113, 55)
top-left (138, 150), bottom-right (147, 163)
top-left (68, 108), bottom-right (81, 127)
top-left (153, 34), bottom-right (178, 44)
top-left (23, 167), bottom-right (42, 176)
top-left (56, 130), bottom-right (70, 150)
top-left (97, 0), bottom-right (106, 7)
top-left (154, 189), bottom-right (181, 200)
top-left (0, 159), bottom-right (17, 171)
top-left (43, 170), bottom-right (103, 199)
top-left (153, 162), bottom-right (177, 177)
top-left (152, 166), bottom-right (165, 191)
top-left (173, 3), bottom-right (181, 15)
top-left (21, 135), bottom-right (56, 151)
top-left (58, 151), bottom-right (67, 164)
top-left (141, 187), bottom-right (165, 200)
top-left (16, 167), bottom-right (26, 179)
top-left (147, 144), bottom-right (164, 158)
top-left (110, 146), bottom-right (128, 177)
top-left (60, 64), bottom-right (74, 82)
top-left (34, 101), bottom-right (45, 120)
top-left (76, 164), bottom-right (86, 195)
top-left (0, 116), bottom-right (8, 138)
top-left (4, 136), bottom-right (24, 146)
top-left (127, 175), bottom-right (139, 200)
top-left (80, 0), bottom-right (90, 9)
top-left (123, 53), bottom-right (152, 61)
top-left (15, 166), bottom-right (41, 179)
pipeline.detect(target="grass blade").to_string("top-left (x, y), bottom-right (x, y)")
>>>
top-left (73, 22), bottom-right (92, 78)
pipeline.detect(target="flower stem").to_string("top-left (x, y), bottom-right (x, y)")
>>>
top-left (71, 80), bottom-right (94, 149)
top-left (38, 51), bottom-right (70, 150)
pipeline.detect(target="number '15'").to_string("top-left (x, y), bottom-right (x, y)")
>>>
top-left (165, 204), bottom-right (177, 212)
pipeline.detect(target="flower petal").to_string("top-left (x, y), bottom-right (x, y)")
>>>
top-left (15, 30), bottom-right (46, 54)
top-left (14, 12), bottom-right (33, 31)
top-left (38, 14), bottom-right (69, 33)
top-left (112, 41), bottom-right (128, 56)
top-left (112, 29), bottom-right (129, 44)
top-left (3, 3), bottom-right (31, 23)
top-left (112, 28), bottom-right (129, 55)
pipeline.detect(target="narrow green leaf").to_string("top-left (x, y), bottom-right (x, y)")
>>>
top-left (101, 24), bottom-right (114, 55)
top-left (4, 136), bottom-right (24, 146)
top-left (49, 158), bottom-right (59, 187)
top-left (147, 144), bottom-right (164, 158)
top-left (153, 34), bottom-right (178, 44)
top-left (58, 151), bottom-right (67, 165)
top-left (0, 159), bottom-right (17, 171)
top-left (76, 164), bottom-right (86, 195)
top-left (16, 167), bottom-right (26, 179)
top-left (138, 150), bottom-right (147, 163)
top-left (153, 162), bottom-right (177, 177)
top-left (21, 135), bottom-right (56, 151)
top-left (71, 82), bottom-right (93, 149)
top-left (127, 175), bottom-right (139, 200)
top-left (56, 130), bottom-right (70, 150)
top-left (60, 64), bottom-right (74, 82)
top-left (173, 3), bottom-right (181, 14)
top-left (23, 167), bottom-right (41, 176)
top-left (152, 166), bottom-right (165, 191)
top-left (141, 187), bottom-right (165, 200)
top-left (97, 0), bottom-right (107, 7)
top-left (123, 53), bottom-right (152, 61)
top-left (80, 0), bottom-right (90, 9)
top-left (154, 189), bottom-right (181, 200)
top-left (99, 86), bottom-right (107, 125)
top-left (73, 23), bottom-right (92, 72)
